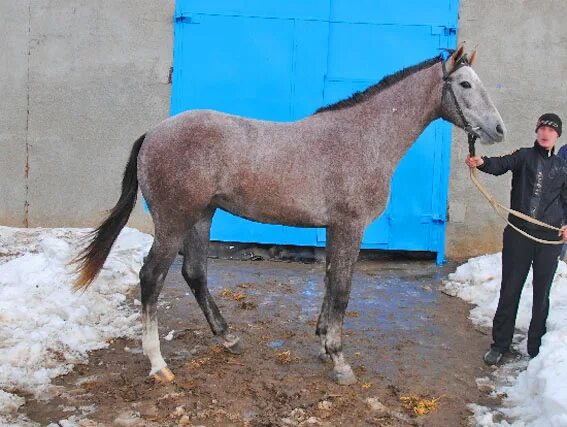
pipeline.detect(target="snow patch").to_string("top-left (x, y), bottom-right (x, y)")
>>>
top-left (445, 253), bottom-right (567, 426)
top-left (0, 227), bottom-right (151, 425)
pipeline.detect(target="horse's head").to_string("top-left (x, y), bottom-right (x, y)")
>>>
top-left (440, 45), bottom-right (506, 144)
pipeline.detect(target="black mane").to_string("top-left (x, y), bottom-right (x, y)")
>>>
top-left (314, 55), bottom-right (443, 114)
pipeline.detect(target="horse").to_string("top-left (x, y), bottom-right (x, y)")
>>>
top-left (74, 45), bottom-right (505, 386)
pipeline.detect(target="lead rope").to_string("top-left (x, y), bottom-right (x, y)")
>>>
top-left (468, 134), bottom-right (563, 245)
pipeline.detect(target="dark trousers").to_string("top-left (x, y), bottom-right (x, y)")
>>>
top-left (491, 226), bottom-right (561, 357)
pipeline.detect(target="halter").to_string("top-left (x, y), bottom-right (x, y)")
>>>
top-left (441, 55), bottom-right (479, 156)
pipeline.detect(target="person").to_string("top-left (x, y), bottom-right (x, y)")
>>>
top-left (466, 113), bottom-right (567, 365)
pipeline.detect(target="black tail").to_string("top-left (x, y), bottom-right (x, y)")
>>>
top-left (73, 133), bottom-right (146, 290)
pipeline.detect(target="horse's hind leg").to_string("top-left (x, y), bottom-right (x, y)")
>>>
top-left (140, 224), bottom-right (186, 382)
top-left (182, 210), bottom-right (244, 354)
top-left (319, 222), bottom-right (364, 385)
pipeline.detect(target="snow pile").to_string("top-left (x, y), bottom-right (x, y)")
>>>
top-left (444, 253), bottom-right (567, 426)
top-left (0, 227), bottom-right (152, 425)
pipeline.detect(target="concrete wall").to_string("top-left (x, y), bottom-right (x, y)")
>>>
top-left (0, 0), bottom-right (174, 232)
top-left (0, 2), bottom-right (30, 226)
top-left (1, 1), bottom-right (565, 259)
top-left (446, 0), bottom-right (567, 259)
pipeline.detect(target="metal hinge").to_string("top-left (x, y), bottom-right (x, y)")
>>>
top-left (431, 26), bottom-right (457, 37)
top-left (174, 14), bottom-right (199, 24)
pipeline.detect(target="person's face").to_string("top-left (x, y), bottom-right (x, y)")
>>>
top-left (536, 126), bottom-right (560, 150)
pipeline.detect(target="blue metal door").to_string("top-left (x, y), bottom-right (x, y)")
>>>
top-left (172, 1), bottom-right (459, 263)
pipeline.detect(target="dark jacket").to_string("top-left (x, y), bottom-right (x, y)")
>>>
top-left (478, 141), bottom-right (567, 240)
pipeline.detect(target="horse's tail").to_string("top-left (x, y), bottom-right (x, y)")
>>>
top-left (72, 133), bottom-right (146, 291)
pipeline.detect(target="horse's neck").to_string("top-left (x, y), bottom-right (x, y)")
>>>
top-left (335, 62), bottom-right (444, 171)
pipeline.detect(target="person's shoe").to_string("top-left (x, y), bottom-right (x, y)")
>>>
top-left (483, 348), bottom-right (503, 365)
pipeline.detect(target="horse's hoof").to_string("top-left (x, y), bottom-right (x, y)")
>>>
top-left (318, 350), bottom-right (331, 363)
top-left (332, 366), bottom-right (357, 386)
top-left (153, 367), bottom-right (175, 383)
top-left (224, 337), bottom-right (245, 355)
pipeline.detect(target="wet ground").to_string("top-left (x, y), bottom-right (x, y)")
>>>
top-left (23, 257), bottom-right (496, 426)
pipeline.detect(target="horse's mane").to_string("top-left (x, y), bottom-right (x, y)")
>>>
top-left (314, 55), bottom-right (443, 114)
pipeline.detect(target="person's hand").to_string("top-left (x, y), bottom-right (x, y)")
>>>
top-left (465, 155), bottom-right (484, 168)
top-left (559, 226), bottom-right (567, 242)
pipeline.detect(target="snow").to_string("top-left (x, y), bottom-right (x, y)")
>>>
top-left (444, 253), bottom-right (567, 426)
top-left (0, 227), bottom-right (152, 426)
top-left (2, 225), bottom-right (567, 426)
top-left (164, 330), bottom-right (175, 341)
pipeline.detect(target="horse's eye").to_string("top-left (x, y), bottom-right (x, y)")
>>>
top-left (459, 81), bottom-right (472, 89)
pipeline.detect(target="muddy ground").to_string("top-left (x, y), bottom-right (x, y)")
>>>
top-left (22, 257), bottom-right (498, 426)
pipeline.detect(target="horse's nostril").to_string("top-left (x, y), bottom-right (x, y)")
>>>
top-left (496, 124), bottom-right (504, 135)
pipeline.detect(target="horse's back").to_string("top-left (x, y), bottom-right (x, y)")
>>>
top-left (136, 109), bottom-right (332, 226)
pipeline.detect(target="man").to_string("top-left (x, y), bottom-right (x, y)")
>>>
top-left (466, 113), bottom-right (567, 365)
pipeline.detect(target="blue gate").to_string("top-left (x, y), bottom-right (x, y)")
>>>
top-left (171, 1), bottom-right (459, 263)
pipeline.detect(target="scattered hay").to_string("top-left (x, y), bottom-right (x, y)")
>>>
top-left (233, 292), bottom-right (246, 301)
top-left (400, 394), bottom-right (441, 416)
top-left (220, 288), bottom-right (233, 298)
top-left (219, 288), bottom-right (247, 301)
top-left (275, 350), bottom-right (293, 365)
top-left (210, 345), bottom-right (224, 354)
top-left (189, 357), bottom-right (211, 369)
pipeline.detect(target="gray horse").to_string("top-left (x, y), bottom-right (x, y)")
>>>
top-left (74, 45), bottom-right (505, 385)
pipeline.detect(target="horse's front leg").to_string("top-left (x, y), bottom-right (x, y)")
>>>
top-left (319, 222), bottom-right (364, 385)
top-left (316, 269), bottom-right (331, 362)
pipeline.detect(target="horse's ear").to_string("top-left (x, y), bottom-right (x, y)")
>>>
top-left (453, 43), bottom-right (465, 61)
top-left (446, 43), bottom-right (465, 73)
top-left (469, 49), bottom-right (477, 66)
